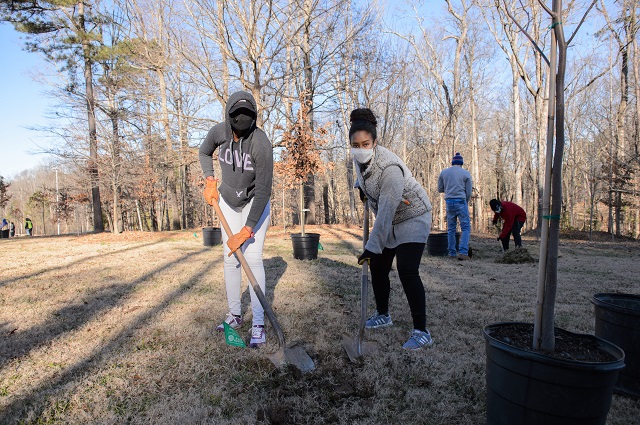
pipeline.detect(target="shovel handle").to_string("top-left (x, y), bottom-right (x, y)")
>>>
top-left (210, 197), bottom-right (286, 348)
top-left (357, 202), bottom-right (370, 354)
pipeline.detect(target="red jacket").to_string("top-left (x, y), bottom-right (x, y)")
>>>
top-left (493, 201), bottom-right (527, 239)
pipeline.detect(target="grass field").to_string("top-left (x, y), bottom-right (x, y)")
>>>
top-left (1, 225), bottom-right (639, 424)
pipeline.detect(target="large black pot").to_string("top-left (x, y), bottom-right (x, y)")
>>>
top-left (291, 233), bottom-right (320, 260)
top-left (592, 292), bottom-right (640, 398)
top-left (484, 322), bottom-right (625, 425)
top-left (426, 232), bottom-right (459, 256)
top-left (202, 227), bottom-right (222, 246)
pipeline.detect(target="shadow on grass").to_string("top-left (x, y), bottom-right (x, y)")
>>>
top-left (0, 241), bottom-right (165, 288)
top-left (238, 256), bottom-right (288, 318)
top-left (0, 246), bottom-right (212, 369)
top-left (0, 249), bottom-right (218, 424)
top-left (309, 257), bottom-right (363, 300)
top-left (320, 227), bottom-right (363, 254)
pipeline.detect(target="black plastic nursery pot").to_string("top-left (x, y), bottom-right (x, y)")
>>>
top-left (426, 232), bottom-right (459, 256)
top-left (202, 227), bottom-right (222, 246)
top-left (291, 233), bottom-right (320, 260)
top-left (592, 292), bottom-right (640, 398)
top-left (484, 322), bottom-right (625, 425)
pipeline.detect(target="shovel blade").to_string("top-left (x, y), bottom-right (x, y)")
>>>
top-left (341, 334), bottom-right (378, 362)
top-left (266, 343), bottom-right (315, 374)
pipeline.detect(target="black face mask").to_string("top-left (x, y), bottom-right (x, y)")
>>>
top-left (230, 108), bottom-right (256, 136)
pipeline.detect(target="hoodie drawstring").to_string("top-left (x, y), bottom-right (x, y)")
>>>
top-left (231, 137), bottom-right (245, 173)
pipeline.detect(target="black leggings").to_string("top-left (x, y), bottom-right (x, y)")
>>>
top-left (369, 243), bottom-right (426, 332)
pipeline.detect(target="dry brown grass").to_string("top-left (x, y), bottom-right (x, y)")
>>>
top-left (1, 226), bottom-right (639, 424)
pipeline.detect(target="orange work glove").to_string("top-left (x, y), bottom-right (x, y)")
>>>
top-left (227, 226), bottom-right (253, 256)
top-left (203, 177), bottom-right (219, 205)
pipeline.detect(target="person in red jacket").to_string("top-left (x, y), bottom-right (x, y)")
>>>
top-left (490, 199), bottom-right (527, 251)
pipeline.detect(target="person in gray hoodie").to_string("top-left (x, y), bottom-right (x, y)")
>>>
top-left (437, 152), bottom-right (473, 260)
top-left (351, 108), bottom-right (434, 350)
top-left (199, 91), bottom-right (273, 348)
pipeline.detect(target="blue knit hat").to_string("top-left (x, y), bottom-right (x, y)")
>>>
top-left (452, 152), bottom-right (463, 165)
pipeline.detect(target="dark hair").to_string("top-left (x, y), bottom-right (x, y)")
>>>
top-left (349, 108), bottom-right (377, 141)
top-left (489, 199), bottom-right (502, 212)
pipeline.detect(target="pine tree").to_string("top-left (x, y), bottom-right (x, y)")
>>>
top-left (1, 0), bottom-right (105, 232)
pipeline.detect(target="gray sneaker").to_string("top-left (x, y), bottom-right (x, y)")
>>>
top-left (403, 329), bottom-right (434, 350)
top-left (215, 313), bottom-right (243, 332)
top-left (365, 312), bottom-right (393, 329)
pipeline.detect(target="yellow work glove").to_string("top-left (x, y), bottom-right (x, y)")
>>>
top-left (227, 226), bottom-right (253, 256)
top-left (203, 177), bottom-right (219, 205)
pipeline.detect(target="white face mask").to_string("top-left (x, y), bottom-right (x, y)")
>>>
top-left (352, 147), bottom-right (374, 164)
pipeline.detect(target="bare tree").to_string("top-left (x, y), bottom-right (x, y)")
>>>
top-left (598, 0), bottom-right (640, 236)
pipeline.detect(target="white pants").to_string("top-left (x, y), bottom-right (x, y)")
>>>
top-left (219, 197), bottom-right (270, 326)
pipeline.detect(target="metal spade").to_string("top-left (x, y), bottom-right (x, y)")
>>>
top-left (342, 201), bottom-right (378, 362)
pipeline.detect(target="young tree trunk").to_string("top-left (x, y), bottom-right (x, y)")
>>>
top-left (534, 14), bottom-right (557, 352)
top-left (540, 4), bottom-right (569, 352)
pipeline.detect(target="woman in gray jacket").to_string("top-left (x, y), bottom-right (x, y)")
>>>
top-left (350, 108), bottom-right (434, 350)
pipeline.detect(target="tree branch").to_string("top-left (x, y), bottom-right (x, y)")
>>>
top-left (502, 0), bottom-right (550, 66)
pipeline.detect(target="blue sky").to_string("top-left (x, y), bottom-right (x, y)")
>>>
top-left (0, 23), bottom-right (54, 179)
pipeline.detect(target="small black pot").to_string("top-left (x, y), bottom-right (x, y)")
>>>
top-left (291, 233), bottom-right (320, 260)
top-left (484, 322), bottom-right (625, 425)
top-left (202, 227), bottom-right (222, 246)
top-left (426, 232), bottom-right (459, 256)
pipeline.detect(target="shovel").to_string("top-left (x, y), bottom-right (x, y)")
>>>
top-left (210, 197), bottom-right (315, 374)
top-left (342, 201), bottom-right (378, 362)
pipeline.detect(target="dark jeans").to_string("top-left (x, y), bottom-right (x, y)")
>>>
top-left (501, 220), bottom-right (525, 250)
top-left (369, 243), bottom-right (426, 332)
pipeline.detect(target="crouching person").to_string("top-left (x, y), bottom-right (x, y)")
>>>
top-left (490, 199), bottom-right (526, 252)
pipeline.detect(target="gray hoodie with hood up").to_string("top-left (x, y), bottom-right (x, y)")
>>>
top-left (199, 91), bottom-right (274, 228)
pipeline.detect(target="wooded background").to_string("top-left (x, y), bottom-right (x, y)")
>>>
top-left (0, 0), bottom-right (638, 239)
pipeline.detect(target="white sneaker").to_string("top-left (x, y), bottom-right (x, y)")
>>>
top-left (215, 313), bottom-right (243, 332)
top-left (250, 325), bottom-right (266, 347)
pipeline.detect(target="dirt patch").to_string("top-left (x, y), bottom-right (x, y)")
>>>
top-left (495, 247), bottom-right (536, 264)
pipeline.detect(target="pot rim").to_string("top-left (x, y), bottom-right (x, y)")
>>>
top-left (592, 292), bottom-right (640, 316)
top-left (484, 321), bottom-right (625, 370)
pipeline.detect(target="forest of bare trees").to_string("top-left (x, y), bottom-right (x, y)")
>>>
top-left (0, 0), bottom-right (638, 239)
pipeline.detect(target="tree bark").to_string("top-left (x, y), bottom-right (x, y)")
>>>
top-left (79, 1), bottom-right (103, 232)
top-left (157, 68), bottom-right (181, 231)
